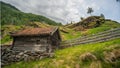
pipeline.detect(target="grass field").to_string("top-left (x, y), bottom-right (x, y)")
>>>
top-left (4, 38), bottom-right (120, 68)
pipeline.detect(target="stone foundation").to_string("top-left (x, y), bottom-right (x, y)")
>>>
top-left (1, 46), bottom-right (54, 67)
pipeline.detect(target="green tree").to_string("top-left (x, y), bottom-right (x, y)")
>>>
top-left (116, 0), bottom-right (120, 2)
top-left (100, 14), bottom-right (105, 18)
top-left (87, 7), bottom-right (94, 16)
top-left (80, 17), bottom-right (84, 20)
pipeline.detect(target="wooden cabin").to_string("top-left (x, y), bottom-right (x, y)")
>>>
top-left (11, 27), bottom-right (61, 53)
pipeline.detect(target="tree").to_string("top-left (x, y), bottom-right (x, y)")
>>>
top-left (80, 17), bottom-right (84, 20)
top-left (71, 21), bottom-right (73, 24)
top-left (116, 0), bottom-right (120, 2)
top-left (100, 14), bottom-right (105, 18)
top-left (87, 7), bottom-right (94, 15)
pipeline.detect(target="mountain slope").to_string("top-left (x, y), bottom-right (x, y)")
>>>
top-left (0, 1), bottom-right (62, 26)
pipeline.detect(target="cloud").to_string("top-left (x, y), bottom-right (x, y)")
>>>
top-left (2, 0), bottom-right (120, 24)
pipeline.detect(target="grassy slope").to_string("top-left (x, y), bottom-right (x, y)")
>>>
top-left (61, 20), bottom-right (120, 41)
top-left (1, 18), bottom-right (120, 44)
top-left (4, 38), bottom-right (120, 68)
top-left (60, 27), bottom-right (81, 41)
top-left (85, 20), bottom-right (120, 35)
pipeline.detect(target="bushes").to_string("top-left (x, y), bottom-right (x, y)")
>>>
top-left (1, 35), bottom-right (12, 44)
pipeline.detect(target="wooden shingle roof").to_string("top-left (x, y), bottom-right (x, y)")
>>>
top-left (11, 27), bottom-right (58, 37)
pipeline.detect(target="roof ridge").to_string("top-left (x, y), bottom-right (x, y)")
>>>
top-left (50, 27), bottom-right (58, 35)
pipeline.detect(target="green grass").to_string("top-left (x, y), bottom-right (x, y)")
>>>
top-left (1, 25), bottom-right (21, 44)
top-left (4, 38), bottom-right (120, 68)
top-left (101, 20), bottom-right (120, 28)
top-left (81, 21), bottom-right (120, 35)
top-left (1, 35), bottom-right (12, 44)
top-left (61, 20), bottom-right (120, 40)
top-left (60, 28), bottom-right (82, 41)
top-left (86, 27), bottom-right (111, 35)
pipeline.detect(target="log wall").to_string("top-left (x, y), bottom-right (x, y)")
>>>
top-left (50, 29), bottom-right (61, 50)
top-left (13, 36), bottom-right (51, 52)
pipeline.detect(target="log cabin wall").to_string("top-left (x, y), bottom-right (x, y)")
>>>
top-left (50, 29), bottom-right (61, 50)
top-left (11, 27), bottom-right (61, 53)
top-left (13, 36), bottom-right (52, 52)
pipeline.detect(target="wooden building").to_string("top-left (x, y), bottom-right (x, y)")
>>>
top-left (11, 27), bottom-right (61, 53)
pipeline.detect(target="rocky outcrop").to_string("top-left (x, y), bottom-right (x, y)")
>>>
top-left (67, 16), bottom-right (105, 31)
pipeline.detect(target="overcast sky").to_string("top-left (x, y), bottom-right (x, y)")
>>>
top-left (2, 0), bottom-right (120, 24)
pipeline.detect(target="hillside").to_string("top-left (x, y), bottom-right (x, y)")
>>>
top-left (60, 16), bottom-right (120, 41)
top-left (0, 1), bottom-right (62, 26)
top-left (0, 1), bottom-right (62, 44)
top-left (1, 1), bottom-right (120, 68)
top-left (1, 15), bottom-right (120, 44)
top-left (4, 38), bottom-right (120, 68)
top-left (66, 16), bottom-right (120, 31)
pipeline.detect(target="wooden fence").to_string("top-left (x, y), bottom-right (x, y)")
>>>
top-left (61, 28), bottom-right (120, 48)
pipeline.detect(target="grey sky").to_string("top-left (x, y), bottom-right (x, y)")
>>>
top-left (2, 0), bottom-right (120, 24)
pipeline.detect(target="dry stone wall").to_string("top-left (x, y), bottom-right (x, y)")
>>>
top-left (1, 46), bottom-right (54, 67)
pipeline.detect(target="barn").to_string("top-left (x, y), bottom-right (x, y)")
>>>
top-left (11, 27), bottom-right (61, 53)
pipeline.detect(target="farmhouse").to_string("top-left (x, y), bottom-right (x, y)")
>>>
top-left (11, 27), bottom-right (61, 53)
